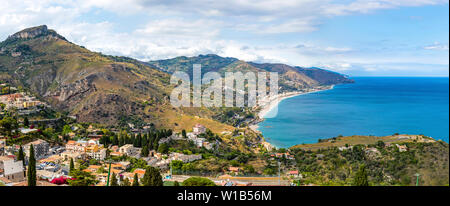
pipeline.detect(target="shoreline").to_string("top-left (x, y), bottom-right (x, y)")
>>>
top-left (249, 85), bottom-right (335, 149)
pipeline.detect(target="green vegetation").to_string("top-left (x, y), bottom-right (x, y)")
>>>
top-left (142, 166), bottom-right (163, 186)
top-left (353, 165), bottom-right (369, 186)
top-left (27, 145), bottom-right (36, 186)
top-left (182, 177), bottom-right (216, 186)
top-left (291, 141), bottom-right (449, 186)
top-left (67, 170), bottom-right (98, 186)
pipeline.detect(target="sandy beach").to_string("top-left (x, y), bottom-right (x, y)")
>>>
top-left (251, 85), bottom-right (335, 132)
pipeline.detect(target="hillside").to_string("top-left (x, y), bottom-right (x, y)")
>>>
top-left (149, 54), bottom-right (354, 92)
top-left (290, 135), bottom-right (449, 186)
top-left (0, 25), bottom-right (353, 130)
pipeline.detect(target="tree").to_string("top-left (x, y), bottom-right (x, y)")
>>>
top-left (18, 146), bottom-right (25, 167)
top-left (141, 145), bottom-right (149, 157)
top-left (353, 164), bottom-right (369, 186)
top-left (182, 177), bottom-right (216, 186)
top-left (69, 158), bottom-right (75, 174)
top-left (157, 143), bottom-right (169, 154)
top-left (27, 145), bottom-right (36, 186)
top-left (121, 178), bottom-right (131, 186)
top-left (170, 160), bottom-right (183, 172)
top-left (376, 140), bottom-right (385, 148)
top-left (132, 173), bottom-right (140, 186)
top-left (110, 172), bottom-right (119, 186)
top-left (0, 116), bottom-right (17, 136)
top-left (62, 125), bottom-right (72, 135)
top-left (174, 181), bottom-right (180, 186)
top-left (2, 87), bottom-right (9, 95)
top-left (67, 170), bottom-right (98, 186)
top-left (142, 166), bottom-right (163, 186)
top-left (112, 135), bottom-right (119, 146)
top-left (23, 117), bottom-right (29, 127)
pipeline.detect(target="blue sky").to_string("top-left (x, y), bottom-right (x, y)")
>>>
top-left (0, 0), bottom-right (448, 76)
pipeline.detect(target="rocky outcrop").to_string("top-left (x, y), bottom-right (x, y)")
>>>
top-left (6, 25), bottom-right (66, 42)
top-left (44, 75), bottom-right (97, 103)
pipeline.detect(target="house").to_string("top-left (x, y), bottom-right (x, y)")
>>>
top-left (60, 151), bottom-right (85, 162)
top-left (193, 124), bottom-right (206, 135)
top-left (83, 165), bottom-right (102, 173)
top-left (24, 139), bottom-right (50, 160)
top-left (338, 145), bottom-right (353, 151)
top-left (85, 145), bottom-right (107, 160)
top-left (119, 144), bottom-right (135, 156)
top-left (65, 140), bottom-right (85, 153)
top-left (169, 153), bottom-right (202, 163)
top-left (287, 170), bottom-right (300, 177)
top-left (228, 167), bottom-right (240, 173)
top-left (88, 138), bottom-right (100, 145)
top-left (19, 128), bottom-right (38, 134)
top-left (133, 168), bottom-right (146, 179)
top-left (396, 144), bottom-right (408, 152)
top-left (192, 138), bottom-right (205, 148)
top-left (39, 155), bottom-right (64, 164)
top-left (0, 156), bottom-right (25, 182)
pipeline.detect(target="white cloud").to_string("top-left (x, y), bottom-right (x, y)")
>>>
top-left (424, 42), bottom-right (449, 51)
top-left (0, 0), bottom-right (448, 76)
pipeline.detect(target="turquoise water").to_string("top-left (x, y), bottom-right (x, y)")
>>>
top-left (258, 77), bottom-right (449, 148)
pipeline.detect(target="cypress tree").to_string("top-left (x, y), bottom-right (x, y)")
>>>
top-left (130, 134), bottom-right (135, 146)
top-left (142, 166), bottom-right (163, 186)
top-left (27, 145), bottom-right (36, 186)
top-left (121, 178), bottom-right (131, 186)
top-left (18, 146), bottom-right (25, 167)
top-left (23, 117), bottom-right (29, 127)
top-left (110, 173), bottom-right (119, 186)
top-left (353, 164), bottom-right (369, 186)
top-left (112, 135), bottom-right (119, 146)
top-left (141, 145), bottom-right (149, 157)
top-left (132, 173), bottom-right (140, 186)
top-left (69, 158), bottom-right (75, 174)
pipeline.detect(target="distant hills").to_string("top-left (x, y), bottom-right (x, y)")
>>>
top-left (148, 54), bottom-right (354, 92)
top-left (0, 25), bottom-right (353, 128)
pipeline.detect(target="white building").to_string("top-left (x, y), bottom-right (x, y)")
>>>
top-left (0, 156), bottom-right (25, 182)
top-left (193, 124), bottom-right (206, 135)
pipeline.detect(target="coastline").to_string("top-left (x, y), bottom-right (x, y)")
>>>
top-left (250, 85), bottom-right (335, 149)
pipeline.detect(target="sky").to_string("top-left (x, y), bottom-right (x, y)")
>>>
top-left (0, 0), bottom-right (448, 76)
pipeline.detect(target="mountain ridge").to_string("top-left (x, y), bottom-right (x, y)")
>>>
top-left (1, 25), bottom-right (353, 128)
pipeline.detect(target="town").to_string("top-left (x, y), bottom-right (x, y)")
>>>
top-left (1, 81), bottom-right (447, 187)
top-left (1, 83), bottom-right (302, 186)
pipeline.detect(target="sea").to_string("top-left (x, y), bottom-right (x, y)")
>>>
top-left (258, 77), bottom-right (449, 148)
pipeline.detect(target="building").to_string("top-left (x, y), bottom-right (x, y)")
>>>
top-left (85, 145), bottom-right (107, 160)
top-left (24, 139), bottom-right (50, 160)
top-left (287, 170), bottom-right (300, 178)
top-left (65, 140), bottom-right (86, 153)
top-left (193, 124), bottom-right (206, 135)
top-left (169, 153), bottom-right (202, 163)
top-left (19, 128), bottom-right (38, 134)
top-left (396, 144), bottom-right (408, 152)
top-left (0, 156), bottom-right (25, 182)
top-left (228, 167), bottom-right (240, 173)
top-left (60, 151), bottom-right (85, 162)
top-left (119, 144), bottom-right (138, 156)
